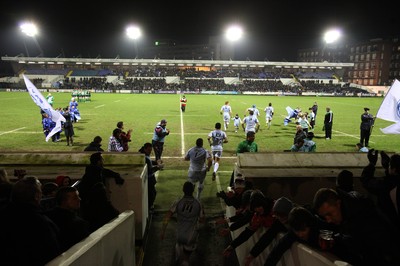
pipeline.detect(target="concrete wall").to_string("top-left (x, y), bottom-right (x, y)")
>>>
top-left (46, 210), bottom-right (136, 266)
top-left (235, 152), bottom-right (386, 205)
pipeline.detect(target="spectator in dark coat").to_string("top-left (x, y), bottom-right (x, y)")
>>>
top-left (84, 136), bottom-right (104, 151)
top-left (45, 186), bottom-right (90, 251)
top-left (0, 176), bottom-right (61, 265)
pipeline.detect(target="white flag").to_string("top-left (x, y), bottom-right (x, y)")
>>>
top-left (23, 75), bottom-right (66, 142)
top-left (376, 79), bottom-right (400, 134)
top-left (380, 122), bottom-right (400, 134)
top-left (376, 79), bottom-right (400, 123)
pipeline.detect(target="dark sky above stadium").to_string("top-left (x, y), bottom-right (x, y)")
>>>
top-left (0, 0), bottom-right (398, 62)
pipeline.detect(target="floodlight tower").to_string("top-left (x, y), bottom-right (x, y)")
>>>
top-left (225, 25), bottom-right (243, 60)
top-left (126, 25), bottom-right (142, 58)
top-left (20, 22), bottom-right (43, 57)
top-left (322, 28), bottom-right (342, 62)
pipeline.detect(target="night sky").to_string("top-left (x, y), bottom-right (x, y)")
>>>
top-left (0, 0), bottom-right (398, 62)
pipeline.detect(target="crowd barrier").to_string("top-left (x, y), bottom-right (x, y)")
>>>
top-left (46, 210), bottom-right (136, 266)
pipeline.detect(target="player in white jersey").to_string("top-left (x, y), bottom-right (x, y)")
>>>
top-left (207, 122), bottom-right (228, 181)
top-left (264, 102), bottom-right (274, 129)
top-left (246, 104), bottom-right (260, 118)
top-left (232, 114), bottom-right (242, 133)
top-left (242, 110), bottom-right (260, 134)
top-left (220, 101), bottom-right (232, 131)
top-left (161, 182), bottom-right (204, 265)
top-left (184, 138), bottom-right (212, 200)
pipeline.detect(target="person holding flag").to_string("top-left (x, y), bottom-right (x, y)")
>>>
top-left (360, 107), bottom-right (374, 147)
top-left (23, 75), bottom-right (66, 142)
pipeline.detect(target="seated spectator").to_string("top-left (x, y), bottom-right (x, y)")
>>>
top-left (55, 175), bottom-right (72, 187)
top-left (40, 182), bottom-right (59, 211)
top-left (336, 170), bottom-right (355, 193)
top-left (45, 186), bottom-right (90, 251)
top-left (81, 182), bottom-right (120, 232)
top-left (244, 197), bottom-right (294, 266)
top-left (303, 132), bottom-right (316, 152)
top-left (313, 188), bottom-right (400, 265)
top-left (0, 168), bottom-right (13, 209)
top-left (0, 176), bottom-right (61, 265)
top-left (293, 124), bottom-right (306, 145)
top-left (290, 139), bottom-right (305, 152)
top-left (84, 136), bottom-right (104, 151)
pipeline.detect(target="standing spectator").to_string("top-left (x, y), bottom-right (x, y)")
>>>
top-left (264, 102), bottom-right (274, 129)
top-left (360, 107), bottom-right (374, 147)
top-left (313, 188), bottom-right (400, 266)
top-left (152, 119), bottom-right (170, 161)
top-left (361, 149), bottom-right (400, 230)
top-left (242, 110), bottom-right (260, 135)
top-left (244, 197), bottom-right (294, 266)
top-left (84, 136), bottom-right (104, 151)
top-left (77, 152), bottom-right (124, 204)
top-left (81, 182), bottom-right (120, 232)
top-left (63, 107), bottom-right (74, 146)
top-left (298, 112), bottom-right (311, 134)
top-left (184, 138), bottom-right (212, 200)
top-left (0, 176), bottom-right (61, 265)
top-left (356, 142), bottom-right (369, 152)
top-left (323, 106), bottom-right (333, 139)
top-left (108, 128), bottom-right (123, 152)
top-left (237, 131), bottom-right (258, 153)
top-left (116, 121), bottom-right (132, 151)
top-left (308, 107), bottom-right (316, 129)
top-left (232, 113), bottom-right (242, 133)
top-left (46, 93), bottom-right (54, 106)
top-left (180, 95), bottom-right (187, 112)
top-left (312, 101), bottom-right (318, 120)
top-left (207, 122), bottom-right (228, 181)
top-left (44, 186), bottom-right (90, 251)
top-left (220, 101), bottom-right (232, 131)
top-left (160, 182), bottom-right (204, 266)
top-left (139, 143), bottom-right (162, 211)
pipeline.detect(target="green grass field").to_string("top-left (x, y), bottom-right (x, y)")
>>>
top-left (0, 91), bottom-right (398, 154)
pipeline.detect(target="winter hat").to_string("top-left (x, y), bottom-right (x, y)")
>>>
top-left (273, 197), bottom-right (294, 216)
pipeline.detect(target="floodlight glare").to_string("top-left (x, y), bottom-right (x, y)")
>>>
top-left (20, 22), bottom-right (38, 37)
top-left (226, 26), bottom-right (243, 42)
top-left (126, 26), bottom-right (142, 40)
top-left (324, 29), bottom-right (341, 44)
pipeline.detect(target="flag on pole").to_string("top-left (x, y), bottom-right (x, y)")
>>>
top-left (376, 79), bottom-right (400, 134)
top-left (23, 75), bottom-right (66, 142)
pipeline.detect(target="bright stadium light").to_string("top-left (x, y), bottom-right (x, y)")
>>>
top-left (20, 22), bottom-right (38, 37)
top-left (324, 29), bottom-right (341, 44)
top-left (19, 21), bottom-right (43, 57)
top-left (126, 25), bottom-right (142, 58)
top-left (126, 25), bottom-right (142, 40)
top-left (225, 25), bottom-right (243, 42)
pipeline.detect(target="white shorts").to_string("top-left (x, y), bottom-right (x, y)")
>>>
top-left (223, 114), bottom-right (230, 122)
top-left (188, 170), bottom-right (207, 184)
top-left (212, 150), bottom-right (223, 158)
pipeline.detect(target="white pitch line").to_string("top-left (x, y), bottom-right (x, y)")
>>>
top-left (0, 127), bottom-right (26, 136)
top-left (94, 105), bottom-right (105, 109)
top-left (333, 129), bottom-right (375, 143)
top-left (180, 97), bottom-right (185, 156)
